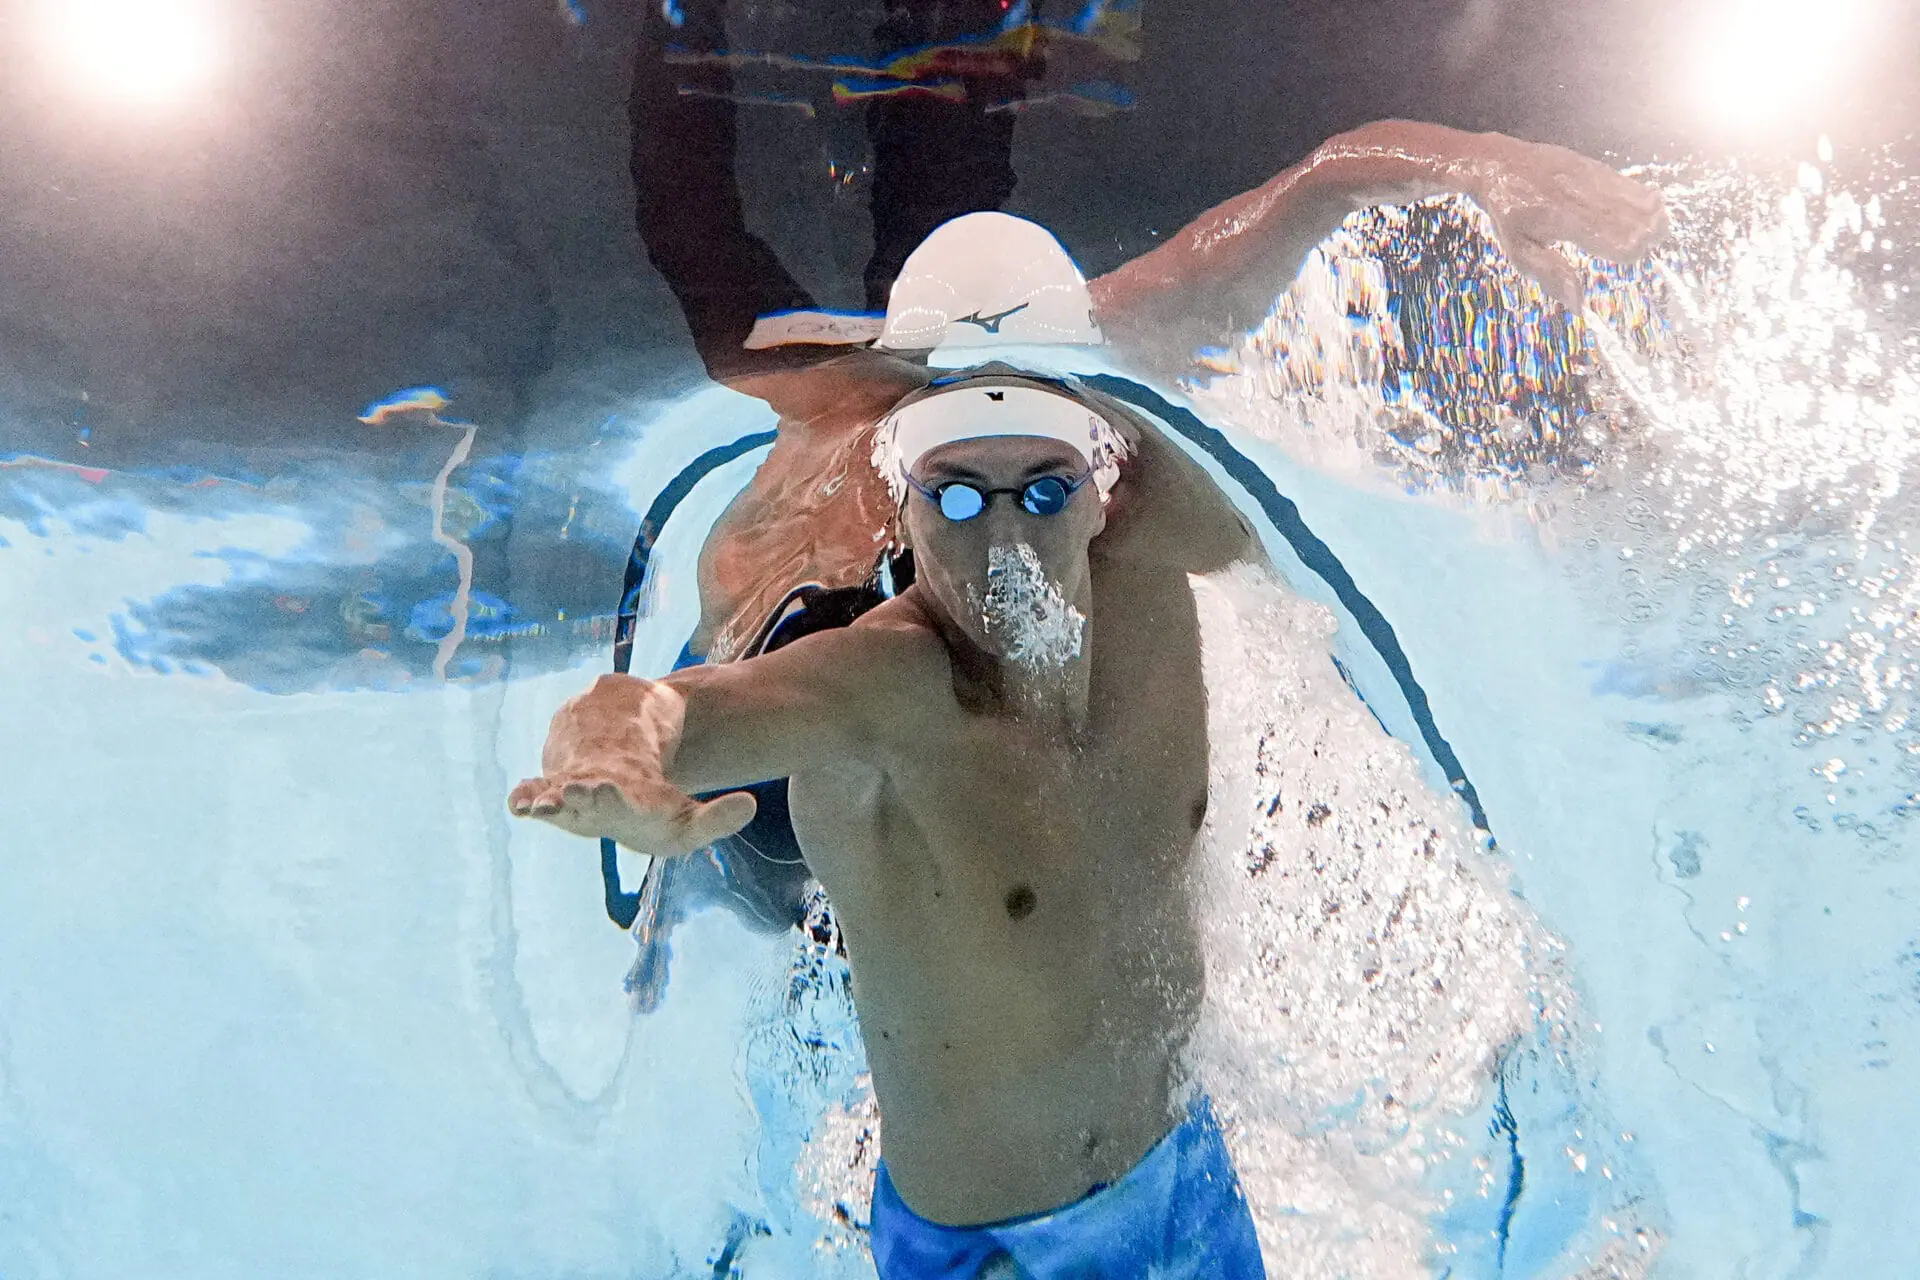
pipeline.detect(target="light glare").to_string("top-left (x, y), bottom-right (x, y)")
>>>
top-left (46, 0), bottom-right (222, 104)
top-left (1693, 0), bottom-right (1873, 128)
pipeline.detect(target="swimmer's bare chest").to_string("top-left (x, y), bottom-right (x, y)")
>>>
top-left (783, 556), bottom-right (1215, 1224)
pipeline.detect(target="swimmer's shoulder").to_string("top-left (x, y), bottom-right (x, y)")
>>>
top-left (1079, 389), bottom-right (1258, 574)
top-left (744, 590), bottom-right (951, 727)
top-left (737, 593), bottom-right (949, 772)
top-left (846, 591), bottom-right (952, 676)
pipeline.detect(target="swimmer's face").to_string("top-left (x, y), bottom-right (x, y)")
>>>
top-left (903, 436), bottom-right (1105, 655)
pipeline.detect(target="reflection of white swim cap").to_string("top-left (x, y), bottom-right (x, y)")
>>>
top-left (876, 212), bottom-right (1105, 354)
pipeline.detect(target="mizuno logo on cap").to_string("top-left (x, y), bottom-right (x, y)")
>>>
top-left (954, 302), bottom-right (1030, 334)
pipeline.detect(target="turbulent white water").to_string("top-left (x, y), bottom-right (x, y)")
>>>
top-left (767, 560), bottom-right (1634, 1278)
top-left (1185, 563), bottom-right (1576, 1276)
top-left (1172, 149), bottom-right (1918, 1277)
top-left (1192, 149), bottom-right (1920, 832)
top-left (968, 540), bottom-right (1087, 672)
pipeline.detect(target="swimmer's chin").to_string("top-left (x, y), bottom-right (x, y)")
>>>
top-left (993, 638), bottom-right (1080, 675)
top-left (955, 614), bottom-right (1041, 666)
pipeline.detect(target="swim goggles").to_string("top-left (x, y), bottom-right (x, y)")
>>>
top-left (902, 467), bottom-right (1093, 521)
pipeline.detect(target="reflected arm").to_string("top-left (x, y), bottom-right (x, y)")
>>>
top-left (1089, 119), bottom-right (1668, 375)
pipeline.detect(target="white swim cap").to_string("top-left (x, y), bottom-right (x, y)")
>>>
top-left (875, 212), bottom-right (1105, 355)
top-left (870, 375), bottom-right (1129, 507)
top-left (866, 213), bottom-right (1123, 507)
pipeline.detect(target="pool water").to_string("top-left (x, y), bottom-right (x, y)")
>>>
top-left (2, 101), bottom-right (1916, 1280)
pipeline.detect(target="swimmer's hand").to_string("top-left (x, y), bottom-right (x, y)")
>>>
top-left (508, 673), bottom-right (757, 857)
top-left (1464, 133), bottom-right (1669, 309)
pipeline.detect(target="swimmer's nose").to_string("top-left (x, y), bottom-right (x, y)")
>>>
top-left (978, 503), bottom-right (1031, 544)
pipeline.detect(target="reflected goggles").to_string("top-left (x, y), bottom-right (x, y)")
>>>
top-left (903, 469), bottom-right (1092, 522)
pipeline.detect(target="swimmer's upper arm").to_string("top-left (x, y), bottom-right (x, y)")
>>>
top-left (659, 623), bottom-right (926, 796)
top-left (1086, 390), bottom-right (1263, 576)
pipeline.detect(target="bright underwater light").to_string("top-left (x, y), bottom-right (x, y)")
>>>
top-left (1692, 0), bottom-right (1874, 129)
top-left (42, 0), bottom-right (223, 105)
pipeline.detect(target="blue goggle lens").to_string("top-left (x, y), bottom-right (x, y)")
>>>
top-left (937, 484), bottom-right (987, 521)
top-left (1020, 475), bottom-right (1073, 515)
top-left (931, 475), bottom-right (1077, 522)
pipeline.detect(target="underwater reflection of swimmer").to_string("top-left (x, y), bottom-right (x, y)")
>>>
top-left (516, 22), bottom-right (1665, 1261)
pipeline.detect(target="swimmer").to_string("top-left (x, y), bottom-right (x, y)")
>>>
top-left (515, 356), bottom-right (1273, 1271)
top-left (621, 6), bottom-right (1667, 990)
top-left (512, 207), bottom-right (1662, 1279)
top-left (515, 18), bottom-right (1669, 1272)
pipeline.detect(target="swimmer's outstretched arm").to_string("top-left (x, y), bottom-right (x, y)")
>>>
top-left (1089, 119), bottom-right (1669, 374)
top-left (509, 627), bottom-right (902, 856)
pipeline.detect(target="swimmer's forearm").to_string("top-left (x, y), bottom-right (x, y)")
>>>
top-left (1096, 119), bottom-right (1492, 299)
top-left (654, 634), bottom-right (861, 796)
top-left (652, 666), bottom-right (784, 797)
top-left (1091, 119), bottom-right (1498, 359)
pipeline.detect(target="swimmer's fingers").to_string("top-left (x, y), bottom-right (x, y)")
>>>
top-left (1482, 206), bottom-right (1581, 307)
top-left (1480, 141), bottom-right (1669, 302)
top-left (1585, 176), bottom-right (1669, 262)
top-left (508, 775), bottom-right (756, 858)
top-left (508, 776), bottom-right (619, 835)
top-left (508, 775), bottom-right (562, 816)
top-left (1541, 171), bottom-right (1670, 264)
top-left (591, 783), bottom-right (757, 857)
top-left (1497, 191), bottom-right (1664, 309)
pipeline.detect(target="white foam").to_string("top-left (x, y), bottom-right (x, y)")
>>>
top-left (968, 541), bottom-right (1087, 673)
top-left (1186, 563), bottom-right (1570, 1276)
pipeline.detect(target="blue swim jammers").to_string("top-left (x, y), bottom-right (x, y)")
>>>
top-left (868, 1097), bottom-right (1266, 1279)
